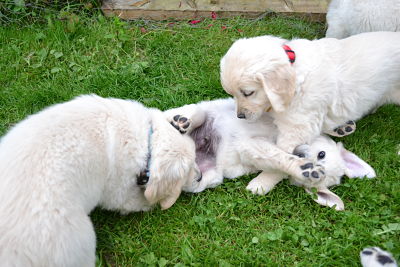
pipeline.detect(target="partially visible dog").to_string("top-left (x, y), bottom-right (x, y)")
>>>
top-left (361, 247), bottom-right (398, 267)
top-left (220, 32), bottom-right (400, 155)
top-left (165, 98), bottom-right (376, 210)
top-left (0, 95), bottom-right (200, 267)
top-left (326, 0), bottom-right (400, 39)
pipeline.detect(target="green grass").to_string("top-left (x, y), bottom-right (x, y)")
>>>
top-left (1, 13), bottom-right (399, 266)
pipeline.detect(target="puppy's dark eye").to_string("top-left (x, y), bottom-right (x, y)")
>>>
top-left (242, 91), bottom-right (254, 97)
top-left (317, 151), bottom-right (325, 160)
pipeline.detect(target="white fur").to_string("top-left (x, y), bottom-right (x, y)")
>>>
top-left (326, 0), bottom-right (400, 39)
top-left (165, 98), bottom-right (376, 211)
top-left (0, 95), bottom-right (199, 267)
top-left (220, 32), bottom-right (400, 153)
top-left (361, 247), bottom-right (398, 267)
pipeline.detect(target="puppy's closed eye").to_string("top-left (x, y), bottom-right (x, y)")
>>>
top-left (241, 90), bottom-right (254, 97)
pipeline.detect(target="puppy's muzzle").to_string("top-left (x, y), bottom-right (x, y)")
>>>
top-left (293, 144), bottom-right (310, 158)
top-left (196, 172), bottom-right (203, 182)
top-left (237, 113), bottom-right (246, 119)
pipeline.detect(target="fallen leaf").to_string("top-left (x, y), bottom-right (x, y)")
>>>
top-left (189, 20), bottom-right (201, 24)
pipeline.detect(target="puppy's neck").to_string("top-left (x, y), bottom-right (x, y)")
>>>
top-left (137, 123), bottom-right (153, 187)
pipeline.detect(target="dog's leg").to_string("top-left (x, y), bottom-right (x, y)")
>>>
top-left (246, 171), bottom-right (285, 195)
top-left (360, 247), bottom-right (398, 267)
top-left (325, 23), bottom-right (349, 39)
top-left (164, 104), bottom-right (206, 134)
top-left (185, 168), bottom-right (224, 193)
top-left (275, 119), bottom-right (321, 154)
top-left (383, 88), bottom-right (400, 106)
top-left (238, 137), bottom-right (325, 188)
top-left (325, 120), bottom-right (356, 137)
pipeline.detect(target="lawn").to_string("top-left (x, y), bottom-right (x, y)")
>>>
top-left (0, 11), bottom-right (399, 266)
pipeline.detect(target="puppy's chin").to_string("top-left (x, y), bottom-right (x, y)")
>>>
top-left (290, 177), bottom-right (322, 189)
top-left (182, 180), bottom-right (200, 193)
top-left (244, 111), bottom-right (263, 122)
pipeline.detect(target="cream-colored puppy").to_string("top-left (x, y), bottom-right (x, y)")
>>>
top-left (0, 95), bottom-right (200, 267)
top-left (326, 0), bottom-right (400, 39)
top-left (220, 32), bottom-right (400, 153)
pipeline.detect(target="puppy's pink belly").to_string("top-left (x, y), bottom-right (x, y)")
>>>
top-left (198, 159), bottom-right (216, 173)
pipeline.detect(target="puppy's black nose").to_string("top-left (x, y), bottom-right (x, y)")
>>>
top-left (237, 113), bottom-right (246, 119)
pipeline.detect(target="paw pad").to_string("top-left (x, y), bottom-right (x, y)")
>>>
top-left (360, 247), bottom-right (397, 267)
top-left (300, 163), bottom-right (313, 170)
top-left (329, 120), bottom-right (356, 137)
top-left (300, 162), bottom-right (325, 180)
top-left (311, 171), bottom-right (319, 179)
top-left (171, 114), bottom-right (191, 134)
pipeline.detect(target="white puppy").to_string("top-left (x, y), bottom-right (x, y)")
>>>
top-left (220, 32), bottom-right (400, 154)
top-left (326, 0), bottom-right (400, 39)
top-left (0, 95), bottom-right (200, 267)
top-left (165, 98), bottom-right (376, 211)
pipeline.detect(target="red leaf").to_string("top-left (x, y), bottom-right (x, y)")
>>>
top-left (189, 20), bottom-right (202, 24)
top-left (211, 11), bottom-right (217, 19)
top-left (237, 29), bottom-right (243, 32)
top-left (221, 26), bottom-right (227, 30)
top-left (140, 27), bottom-right (147, 33)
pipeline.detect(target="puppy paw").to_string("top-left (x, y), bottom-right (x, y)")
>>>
top-left (183, 170), bottom-right (222, 193)
top-left (360, 247), bottom-right (398, 267)
top-left (328, 120), bottom-right (356, 137)
top-left (299, 161), bottom-right (326, 180)
top-left (246, 178), bottom-right (275, 195)
top-left (170, 114), bottom-right (191, 134)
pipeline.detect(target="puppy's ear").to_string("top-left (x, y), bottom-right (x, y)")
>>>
top-left (159, 181), bottom-right (184, 210)
top-left (305, 188), bottom-right (345, 211)
top-left (144, 176), bottom-right (184, 210)
top-left (337, 143), bottom-right (376, 178)
top-left (256, 64), bottom-right (296, 113)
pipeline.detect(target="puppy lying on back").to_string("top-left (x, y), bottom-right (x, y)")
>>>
top-left (0, 95), bottom-right (200, 267)
top-left (220, 32), bottom-right (400, 154)
top-left (165, 98), bottom-right (376, 210)
top-left (326, 0), bottom-right (400, 39)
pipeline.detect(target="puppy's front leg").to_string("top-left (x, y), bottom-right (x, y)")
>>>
top-left (275, 119), bottom-right (321, 153)
top-left (164, 104), bottom-right (206, 134)
top-left (238, 137), bottom-right (325, 187)
top-left (246, 171), bottom-right (285, 195)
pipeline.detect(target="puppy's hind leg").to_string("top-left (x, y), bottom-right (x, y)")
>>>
top-left (185, 168), bottom-right (224, 193)
top-left (325, 23), bottom-right (349, 39)
top-left (12, 212), bottom-right (97, 267)
top-left (164, 104), bottom-right (206, 134)
top-left (383, 88), bottom-right (400, 106)
top-left (52, 213), bottom-right (96, 267)
top-left (326, 120), bottom-right (356, 137)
